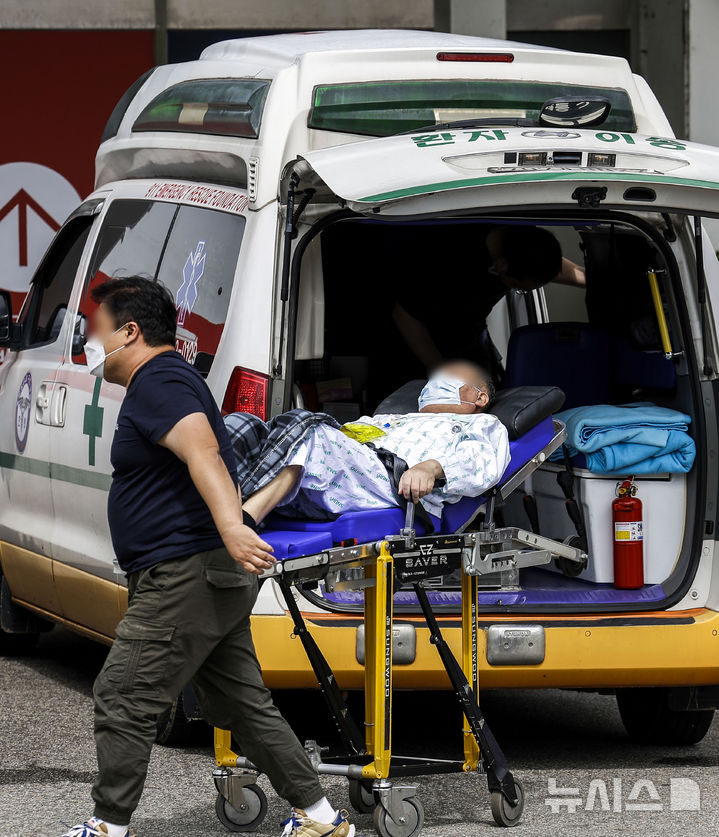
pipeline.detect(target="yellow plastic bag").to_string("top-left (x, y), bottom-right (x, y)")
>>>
top-left (340, 422), bottom-right (386, 444)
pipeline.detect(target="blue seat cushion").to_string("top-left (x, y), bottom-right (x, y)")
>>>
top-left (505, 323), bottom-right (676, 411)
top-left (614, 336), bottom-right (675, 391)
top-left (505, 323), bottom-right (614, 410)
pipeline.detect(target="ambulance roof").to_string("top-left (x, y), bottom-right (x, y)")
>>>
top-left (95, 30), bottom-right (663, 201)
top-left (199, 28), bottom-right (626, 77)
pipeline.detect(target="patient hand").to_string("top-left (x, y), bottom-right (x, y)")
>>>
top-left (398, 459), bottom-right (445, 503)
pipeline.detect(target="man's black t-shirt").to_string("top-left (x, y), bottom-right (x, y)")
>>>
top-left (394, 224), bottom-right (507, 365)
top-left (108, 350), bottom-right (238, 574)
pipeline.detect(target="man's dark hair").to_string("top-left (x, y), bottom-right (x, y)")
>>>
top-left (469, 363), bottom-right (496, 409)
top-left (91, 276), bottom-right (177, 346)
top-left (481, 369), bottom-right (497, 409)
top-left (500, 226), bottom-right (563, 286)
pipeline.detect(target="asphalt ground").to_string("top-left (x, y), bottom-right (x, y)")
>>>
top-left (1, 625), bottom-right (717, 837)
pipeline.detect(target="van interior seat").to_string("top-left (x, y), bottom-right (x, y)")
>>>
top-left (504, 322), bottom-right (676, 410)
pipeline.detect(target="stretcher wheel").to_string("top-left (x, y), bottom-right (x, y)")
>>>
top-left (215, 785), bottom-right (268, 832)
top-left (490, 777), bottom-right (524, 827)
top-left (554, 536), bottom-right (587, 578)
top-left (372, 795), bottom-right (424, 837)
top-left (349, 778), bottom-right (377, 813)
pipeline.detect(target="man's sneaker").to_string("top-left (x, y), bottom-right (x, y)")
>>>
top-left (60, 817), bottom-right (136, 837)
top-left (281, 807), bottom-right (355, 837)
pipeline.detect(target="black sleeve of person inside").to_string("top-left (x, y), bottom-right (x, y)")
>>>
top-left (393, 223), bottom-right (495, 324)
top-left (393, 223), bottom-right (564, 329)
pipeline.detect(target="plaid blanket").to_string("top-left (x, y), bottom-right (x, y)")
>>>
top-left (224, 409), bottom-right (341, 497)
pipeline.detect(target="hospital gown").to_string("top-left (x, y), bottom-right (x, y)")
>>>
top-left (278, 411), bottom-right (510, 519)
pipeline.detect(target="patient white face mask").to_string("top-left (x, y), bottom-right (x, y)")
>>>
top-left (84, 323), bottom-right (129, 378)
top-left (418, 376), bottom-right (483, 410)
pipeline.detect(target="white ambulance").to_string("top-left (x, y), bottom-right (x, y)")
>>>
top-left (2, 29), bottom-right (719, 745)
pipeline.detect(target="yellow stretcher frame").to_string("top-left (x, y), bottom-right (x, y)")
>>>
top-left (214, 546), bottom-right (397, 780)
top-left (212, 535), bottom-right (526, 835)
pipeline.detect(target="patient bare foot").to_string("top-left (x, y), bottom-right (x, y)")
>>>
top-left (243, 465), bottom-right (302, 524)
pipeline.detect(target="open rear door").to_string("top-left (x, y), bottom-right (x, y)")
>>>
top-left (288, 128), bottom-right (719, 218)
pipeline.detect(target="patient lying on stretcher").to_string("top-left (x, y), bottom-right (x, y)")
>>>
top-left (226, 361), bottom-right (511, 526)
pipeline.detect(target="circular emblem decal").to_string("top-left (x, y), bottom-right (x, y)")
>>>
top-left (15, 372), bottom-right (32, 452)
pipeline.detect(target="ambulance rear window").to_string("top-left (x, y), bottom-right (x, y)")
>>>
top-left (309, 79), bottom-right (636, 136)
top-left (133, 78), bottom-right (270, 139)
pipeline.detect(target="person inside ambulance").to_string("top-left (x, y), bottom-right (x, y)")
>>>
top-left (391, 224), bottom-right (586, 384)
top-left (228, 361), bottom-right (510, 527)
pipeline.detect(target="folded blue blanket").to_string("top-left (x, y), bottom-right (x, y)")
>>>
top-left (549, 403), bottom-right (696, 474)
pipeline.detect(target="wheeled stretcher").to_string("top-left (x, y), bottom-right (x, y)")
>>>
top-left (212, 385), bottom-right (586, 835)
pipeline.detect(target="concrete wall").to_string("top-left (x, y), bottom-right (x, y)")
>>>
top-left (0, 0), bottom-right (433, 29)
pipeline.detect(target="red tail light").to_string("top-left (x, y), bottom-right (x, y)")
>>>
top-left (221, 367), bottom-right (270, 419)
top-left (436, 52), bottom-right (514, 63)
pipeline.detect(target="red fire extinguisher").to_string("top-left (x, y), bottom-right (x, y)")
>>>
top-left (613, 478), bottom-right (644, 589)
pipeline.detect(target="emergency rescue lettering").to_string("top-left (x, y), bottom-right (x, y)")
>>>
top-left (144, 182), bottom-right (248, 214)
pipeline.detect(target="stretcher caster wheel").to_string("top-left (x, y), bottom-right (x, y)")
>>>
top-left (554, 536), bottom-right (587, 578)
top-left (372, 795), bottom-right (424, 837)
top-left (349, 778), bottom-right (377, 813)
top-left (490, 777), bottom-right (524, 827)
top-left (215, 785), bottom-right (268, 832)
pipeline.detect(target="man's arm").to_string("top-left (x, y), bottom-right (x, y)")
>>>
top-left (159, 412), bottom-right (275, 574)
top-left (392, 302), bottom-right (444, 371)
top-left (552, 257), bottom-right (586, 288)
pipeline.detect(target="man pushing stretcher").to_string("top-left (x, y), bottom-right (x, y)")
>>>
top-left (226, 361), bottom-right (511, 530)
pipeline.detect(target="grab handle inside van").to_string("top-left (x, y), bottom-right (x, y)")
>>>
top-left (647, 269), bottom-right (673, 358)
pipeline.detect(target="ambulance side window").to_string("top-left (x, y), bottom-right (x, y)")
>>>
top-left (18, 216), bottom-right (93, 348)
top-left (155, 205), bottom-right (245, 371)
top-left (74, 199), bottom-right (177, 365)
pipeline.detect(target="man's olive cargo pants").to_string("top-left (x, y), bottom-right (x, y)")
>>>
top-left (91, 547), bottom-right (324, 824)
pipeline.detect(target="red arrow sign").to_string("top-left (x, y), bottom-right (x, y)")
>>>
top-left (0, 188), bottom-right (61, 266)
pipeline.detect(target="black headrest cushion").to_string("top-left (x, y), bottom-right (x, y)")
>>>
top-left (374, 381), bottom-right (565, 441)
top-left (490, 386), bottom-right (565, 439)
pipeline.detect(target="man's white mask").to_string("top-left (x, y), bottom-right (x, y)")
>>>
top-left (418, 375), bottom-right (482, 410)
top-left (84, 323), bottom-right (129, 378)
